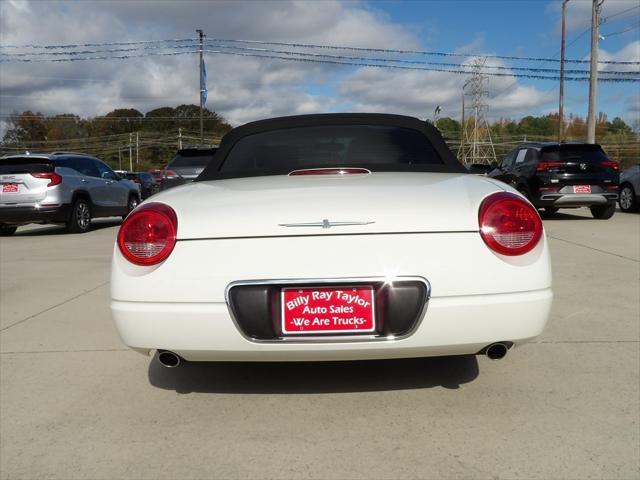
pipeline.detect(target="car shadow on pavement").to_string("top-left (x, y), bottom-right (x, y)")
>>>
top-left (148, 354), bottom-right (479, 394)
top-left (13, 219), bottom-right (121, 236)
top-left (540, 211), bottom-right (595, 221)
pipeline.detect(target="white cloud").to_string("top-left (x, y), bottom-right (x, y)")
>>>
top-left (0, 0), bottom-right (595, 134)
top-left (0, 0), bottom-right (420, 128)
top-left (597, 40), bottom-right (640, 72)
top-left (337, 57), bottom-right (557, 122)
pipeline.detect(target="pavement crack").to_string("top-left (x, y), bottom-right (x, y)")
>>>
top-left (547, 235), bottom-right (639, 262)
top-left (0, 281), bottom-right (110, 332)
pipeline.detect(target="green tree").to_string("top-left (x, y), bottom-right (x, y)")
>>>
top-left (46, 114), bottom-right (87, 142)
top-left (87, 108), bottom-right (143, 137)
top-left (2, 111), bottom-right (47, 144)
top-left (144, 107), bottom-right (177, 132)
top-left (435, 117), bottom-right (461, 138)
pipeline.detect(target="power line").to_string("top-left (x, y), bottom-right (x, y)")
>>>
top-left (0, 43), bottom-right (197, 57)
top-left (203, 42), bottom-right (637, 76)
top-left (203, 49), bottom-right (639, 82)
top-left (601, 4), bottom-right (640, 22)
top-left (602, 22), bottom-right (640, 38)
top-left (206, 37), bottom-right (640, 65)
top-left (3, 41), bottom-right (636, 77)
top-left (0, 45), bottom-right (637, 81)
top-left (0, 38), bottom-right (197, 49)
top-left (2, 36), bottom-right (638, 65)
top-left (0, 50), bottom-right (199, 63)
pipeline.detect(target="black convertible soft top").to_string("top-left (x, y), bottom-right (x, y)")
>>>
top-left (197, 113), bottom-right (467, 181)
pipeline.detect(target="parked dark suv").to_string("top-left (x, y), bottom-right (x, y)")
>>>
top-left (489, 143), bottom-right (619, 219)
top-left (160, 147), bottom-right (218, 191)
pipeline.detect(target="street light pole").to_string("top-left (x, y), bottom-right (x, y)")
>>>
top-left (196, 29), bottom-right (205, 146)
top-left (558, 0), bottom-right (570, 143)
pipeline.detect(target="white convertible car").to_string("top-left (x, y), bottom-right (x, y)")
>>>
top-left (111, 114), bottom-right (552, 368)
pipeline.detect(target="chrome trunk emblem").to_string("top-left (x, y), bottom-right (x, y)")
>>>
top-left (279, 219), bottom-right (375, 229)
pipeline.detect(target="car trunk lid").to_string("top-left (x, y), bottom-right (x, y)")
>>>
top-left (0, 156), bottom-right (54, 204)
top-left (154, 172), bottom-right (504, 239)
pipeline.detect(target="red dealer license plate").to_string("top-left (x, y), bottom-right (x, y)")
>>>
top-left (573, 185), bottom-right (591, 194)
top-left (2, 183), bottom-right (19, 193)
top-left (281, 286), bottom-right (375, 335)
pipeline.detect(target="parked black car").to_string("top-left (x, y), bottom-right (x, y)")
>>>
top-left (488, 143), bottom-right (619, 219)
top-left (160, 147), bottom-right (218, 191)
top-left (618, 163), bottom-right (640, 213)
top-left (122, 172), bottom-right (159, 200)
top-left (466, 163), bottom-right (494, 175)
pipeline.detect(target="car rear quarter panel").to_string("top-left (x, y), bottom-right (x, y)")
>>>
top-left (111, 231), bottom-right (552, 303)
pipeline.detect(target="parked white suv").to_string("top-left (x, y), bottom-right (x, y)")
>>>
top-left (0, 152), bottom-right (140, 235)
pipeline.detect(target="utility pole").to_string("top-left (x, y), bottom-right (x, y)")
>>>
top-left (118, 147), bottom-right (122, 171)
top-left (136, 132), bottom-right (139, 166)
top-left (587, 0), bottom-right (603, 144)
top-left (559, 0), bottom-right (570, 143)
top-left (178, 128), bottom-right (183, 149)
top-left (128, 133), bottom-right (133, 172)
top-left (196, 29), bottom-right (205, 146)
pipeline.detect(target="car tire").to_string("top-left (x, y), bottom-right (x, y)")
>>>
top-left (543, 207), bottom-right (559, 215)
top-left (0, 225), bottom-right (18, 236)
top-left (590, 202), bottom-right (616, 220)
top-left (122, 195), bottom-right (140, 220)
top-left (619, 184), bottom-right (638, 212)
top-left (67, 198), bottom-right (92, 233)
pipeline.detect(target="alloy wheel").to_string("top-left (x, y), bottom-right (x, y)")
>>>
top-left (619, 187), bottom-right (633, 211)
top-left (77, 202), bottom-right (90, 229)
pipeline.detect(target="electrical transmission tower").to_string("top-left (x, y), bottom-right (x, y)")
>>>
top-left (458, 58), bottom-right (497, 165)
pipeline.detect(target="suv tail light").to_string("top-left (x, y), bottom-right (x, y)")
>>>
top-left (536, 162), bottom-right (564, 171)
top-left (163, 170), bottom-right (179, 179)
top-left (117, 203), bottom-right (177, 266)
top-left (479, 192), bottom-right (543, 256)
top-left (31, 171), bottom-right (62, 187)
top-left (600, 160), bottom-right (619, 171)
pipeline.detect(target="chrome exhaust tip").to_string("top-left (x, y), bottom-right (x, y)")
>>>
top-left (157, 350), bottom-right (181, 368)
top-left (485, 342), bottom-right (509, 361)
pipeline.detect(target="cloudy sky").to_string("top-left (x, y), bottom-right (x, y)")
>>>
top-left (0, 0), bottom-right (638, 132)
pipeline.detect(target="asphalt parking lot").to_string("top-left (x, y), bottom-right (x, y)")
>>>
top-left (1, 209), bottom-right (639, 480)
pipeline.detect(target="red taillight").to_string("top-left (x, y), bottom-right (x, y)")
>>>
top-left (600, 160), bottom-right (619, 171)
top-left (289, 167), bottom-right (371, 176)
top-left (117, 203), bottom-right (177, 266)
top-left (163, 170), bottom-right (179, 179)
top-left (536, 162), bottom-right (564, 171)
top-left (31, 172), bottom-right (62, 187)
top-left (479, 192), bottom-right (543, 256)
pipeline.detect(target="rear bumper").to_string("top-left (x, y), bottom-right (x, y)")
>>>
top-left (534, 193), bottom-right (617, 208)
top-left (111, 288), bottom-right (553, 361)
top-left (0, 204), bottom-right (71, 225)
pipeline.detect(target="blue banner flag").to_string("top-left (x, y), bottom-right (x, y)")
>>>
top-left (201, 59), bottom-right (208, 106)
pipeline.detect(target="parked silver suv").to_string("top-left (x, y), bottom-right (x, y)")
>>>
top-left (0, 152), bottom-right (140, 235)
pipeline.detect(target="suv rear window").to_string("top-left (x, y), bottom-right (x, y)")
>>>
top-left (168, 150), bottom-right (217, 168)
top-left (0, 157), bottom-right (53, 174)
top-left (541, 145), bottom-right (607, 163)
top-left (219, 125), bottom-right (443, 175)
